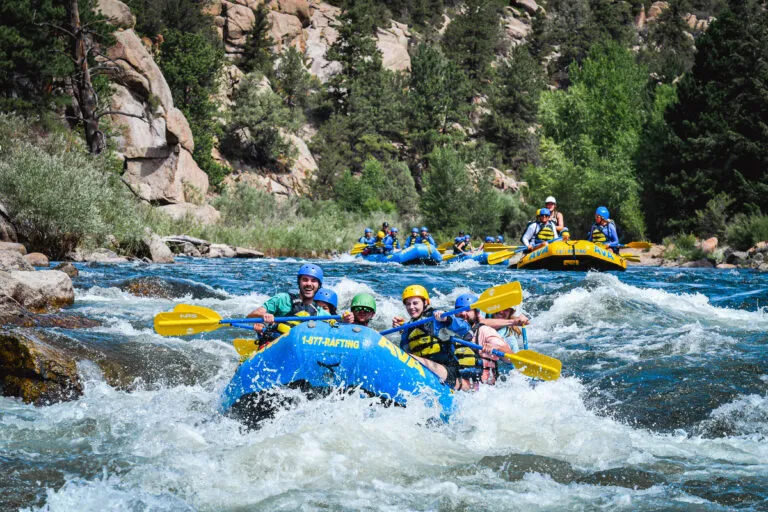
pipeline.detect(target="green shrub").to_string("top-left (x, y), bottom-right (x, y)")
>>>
top-left (0, 136), bottom-right (146, 257)
top-left (661, 232), bottom-right (706, 261)
top-left (695, 192), bottom-right (733, 238)
top-left (725, 213), bottom-right (768, 251)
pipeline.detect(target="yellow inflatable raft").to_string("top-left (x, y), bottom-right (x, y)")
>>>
top-left (516, 239), bottom-right (627, 271)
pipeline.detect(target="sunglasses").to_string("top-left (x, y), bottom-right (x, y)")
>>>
top-left (352, 307), bottom-right (374, 314)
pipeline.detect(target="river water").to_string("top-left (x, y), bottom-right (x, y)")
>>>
top-left (2, 257), bottom-right (767, 511)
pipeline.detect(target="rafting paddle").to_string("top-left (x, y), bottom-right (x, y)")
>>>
top-left (350, 243), bottom-right (369, 255)
top-left (380, 281), bottom-right (523, 336)
top-left (451, 337), bottom-right (561, 381)
top-left (153, 305), bottom-right (340, 336)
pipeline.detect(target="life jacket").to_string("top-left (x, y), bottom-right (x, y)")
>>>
top-left (590, 220), bottom-right (615, 243)
top-left (359, 236), bottom-right (375, 244)
top-left (260, 293), bottom-right (318, 342)
top-left (455, 325), bottom-right (498, 384)
top-left (521, 220), bottom-right (557, 245)
top-left (453, 241), bottom-right (465, 254)
top-left (403, 307), bottom-right (455, 366)
top-left (392, 237), bottom-right (401, 249)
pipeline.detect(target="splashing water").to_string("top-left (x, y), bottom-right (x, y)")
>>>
top-left (3, 258), bottom-right (767, 511)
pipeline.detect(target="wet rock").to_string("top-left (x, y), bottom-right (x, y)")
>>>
top-left (182, 242), bottom-right (202, 257)
top-left (0, 251), bottom-right (34, 271)
top-left (141, 231), bottom-right (175, 263)
top-left (0, 329), bottom-right (83, 405)
top-left (0, 201), bottom-right (18, 242)
top-left (235, 247), bottom-right (265, 258)
top-left (75, 248), bottom-right (130, 263)
top-left (208, 243), bottom-right (237, 258)
top-left (0, 294), bottom-right (25, 324)
top-left (52, 262), bottom-right (79, 278)
top-left (0, 241), bottom-right (27, 255)
top-left (23, 252), bottom-right (49, 267)
top-left (716, 263), bottom-right (737, 269)
top-left (724, 250), bottom-right (748, 265)
top-left (119, 276), bottom-right (228, 299)
top-left (680, 259), bottom-right (715, 268)
top-left (0, 270), bottom-right (75, 312)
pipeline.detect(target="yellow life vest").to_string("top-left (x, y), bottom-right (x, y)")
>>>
top-left (591, 225), bottom-right (607, 243)
top-left (537, 223), bottom-right (556, 241)
top-left (407, 325), bottom-right (441, 357)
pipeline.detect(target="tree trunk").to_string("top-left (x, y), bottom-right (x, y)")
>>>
top-left (66, 0), bottom-right (104, 154)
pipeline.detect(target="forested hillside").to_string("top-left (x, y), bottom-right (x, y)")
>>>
top-left (2, 0), bottom-right (767, 254)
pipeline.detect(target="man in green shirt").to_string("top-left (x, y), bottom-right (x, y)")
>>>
top-left (247, 264), bottom-right (325, 335)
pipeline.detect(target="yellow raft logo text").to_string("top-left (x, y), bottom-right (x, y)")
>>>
top-left (378, 337), bottom-right (426, 377)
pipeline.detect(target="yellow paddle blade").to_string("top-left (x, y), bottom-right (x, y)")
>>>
top-left (504, 349), bottom-right (562, 381)
top-left (442, 253), bottom-right (460, 262)
top-left (437, 241), bottom-right (453, 251)
top-left (154, 308), bottom-right (223, 336)
top-left (233, 338), bottom-right (260, 359)
top-left (483, 243), bottom-right (519, 252)
top-left (173, 304), bottom-right (218, 315)
top-left (487, 249), bottom-right (515, 265)
top-left (350, 243), bottom-right (368, 255)
top-left (473, 281), bottom-right (523, 314)
top-left (626, 241), bottom-right (652, 249)
top-left (622, 254), bottom-right (641, 262)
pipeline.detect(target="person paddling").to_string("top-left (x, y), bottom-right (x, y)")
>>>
top-left (521, 208), bottom-right (558, 252)
top-left (481, 306), bottom-right (529, 352)
top-left (341, 293), bottom-right (377, 327)
top-left (405, 227), bottom-right (419, 248)
top-left (389, 228), bottom-right (401, 250)
top-left (588, 206), bottom-right (620, 252)
top-left (358, 228), bottom-right (375, 245)
top-left (418, 227), bottom-right (436, 246)
top-left (545, 196), bottom-right (566, 234)
top-left (247, 264), bottom-right (325, 340)
top-left (391, 285), bottom-right (472, 391)
top-left (453, 294), bottom-right (515, 387)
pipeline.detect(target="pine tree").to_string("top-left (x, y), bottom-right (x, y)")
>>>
top-left (442, 0), bottom-right (503, 86)
top-left (239, 4), bottom-right (275, 75)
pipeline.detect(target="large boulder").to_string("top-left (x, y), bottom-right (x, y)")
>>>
top-left (271, 0), bottom-right (311, 25)
top-left (156, 203), bottom-right (222, 225)
top-left (0, 270), bottom-right (75, 312)
top-left (0, 242), bottom-right (27, 255)
top-left (141, 232), bottom-right (175, 263)
top-left (269, 10), bottom-right (305, 48)
top-left (108, 29), bottom-right (174, 109)
top-left (0, 330), bottom-right (83, 405)
top-left (95, 0), bottom-right (136, 30)
top-left (166, 107), bottom-right (195, 153)
top-left (304, 2), bottom-right (342, 82)
top-left (23, 253), bottom-right (49, 267)
top-left (65, 248), bottom-right (130, 264)
top-left (376, 22), bottom-right (411, 72)
top-left (0, 251), bottom-right (33, 272)
top-left (647, 1), bottom-right (669, 22)
top-left (122, 147), bottom-right (209, 204)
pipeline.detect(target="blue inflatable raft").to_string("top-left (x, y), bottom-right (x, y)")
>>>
top-left (358, 243), bottom-right (442, 265)
top-left (221, 321), bottom-right (454, 427)
top-left (443, 251), bottom-right (493, 264)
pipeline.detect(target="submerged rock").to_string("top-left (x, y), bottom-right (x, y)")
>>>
top-left (119, 276), bottom-right (228, 299)
top-left (52, 262), bottom-right (79, 278)
top-left (0, 329), bottom-right (83, 405)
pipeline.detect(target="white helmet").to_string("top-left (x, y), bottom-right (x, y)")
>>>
top-left (545, 196), bottom-right (557, 204)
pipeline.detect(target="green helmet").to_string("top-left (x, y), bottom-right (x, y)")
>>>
top-left (351, 293), bottom-right (377, 313)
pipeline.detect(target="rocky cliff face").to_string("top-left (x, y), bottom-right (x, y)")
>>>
top-left (96, 0), bottom-right (210, 209)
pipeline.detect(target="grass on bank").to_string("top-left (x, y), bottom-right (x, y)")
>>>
top-left (0, 114), bottom-right (410, 257)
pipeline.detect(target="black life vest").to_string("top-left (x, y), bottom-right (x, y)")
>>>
top-left (260, 293), bottom-right (318, 342)
top-left (403, 307), bottom-right (455, 366)
top-left (455, 325), bottom-right (497, 381)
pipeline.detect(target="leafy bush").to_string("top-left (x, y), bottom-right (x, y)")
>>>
top-left (0, 116), bottom-right (146, 257)
top-left (725, 213), bottom-right (768, 251)
top-left (695, 192), bottom-right (734, 238)
top-left (661, 233), bottom-right (706, 261)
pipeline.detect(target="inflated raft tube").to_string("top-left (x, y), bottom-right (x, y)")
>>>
top-left (221, 321), bottom-right (454, 428)
top-left (358, 243), bottom-right (442, 265)
top-left (516, 239), bottom-right (627, 271)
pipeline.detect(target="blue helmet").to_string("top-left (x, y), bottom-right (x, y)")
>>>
top-left (314, 288), bottom-right (338, 309)
top-left (455, 236), bottom-right (462, 242)
top-left (596, 206), bottom-right (610, 219)
top-left (497, 235), bottom-right (504, 242)
top-left (411, 227), bottom-right (419, 234)
top-left (297, 263), bottom-right (323, 284)
top-left (364, 227), bottom-right (372, 234)
top-left (464, 235), bottom-right (471, 241)
top-left (537, 207), bottom-right (551, 217)
top-left (421, 226), bottom-right (429, 232)
top-left (485, 236), bottom-right (494, 242)
top-left (391, 227), bottom-right (398, 233)
top-left (455, 293), bottom-right (478, 309)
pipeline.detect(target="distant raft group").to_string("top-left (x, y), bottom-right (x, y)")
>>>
top-left (351, 197), bottom-right (635, 271)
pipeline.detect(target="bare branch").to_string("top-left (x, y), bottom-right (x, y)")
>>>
top-left (95, 110), bottom-right (150, 123)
